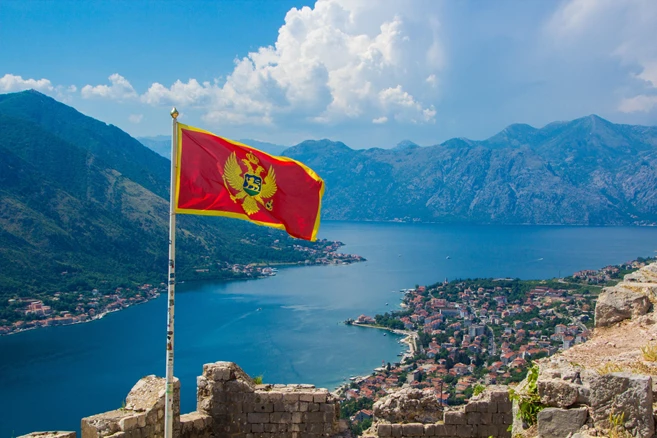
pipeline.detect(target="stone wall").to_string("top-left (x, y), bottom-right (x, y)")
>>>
top-left (197, 361), bottom-right (340, 438)
top-left (74, 361), bottom-right (339, 438)
top-left (363, 386), bottom-right (512, 438)
top-left (80, 376), bottom-right (181, 438)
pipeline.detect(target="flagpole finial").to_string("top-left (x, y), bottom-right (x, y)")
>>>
top-left (170, 107), bottom-right (179, 119)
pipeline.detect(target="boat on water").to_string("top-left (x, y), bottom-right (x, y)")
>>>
top-left (446, 256), bottom-right (451, 260)
top-left (256, 308), bottom-right (262, 311)
top-left (385, 303), bottom-right (389, 306)
top-left (383, 333), bottom-right (387, 336)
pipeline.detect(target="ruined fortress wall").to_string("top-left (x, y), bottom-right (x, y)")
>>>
top-left (364, 387), bottom-right (512, 438)
top-left (196, 361), bottom-right (340, 438)
top-left (76, 361), bottom-right (339, 438)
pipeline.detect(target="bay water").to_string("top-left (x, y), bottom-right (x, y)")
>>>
top-left (2, 222), bottom-right (657, 436)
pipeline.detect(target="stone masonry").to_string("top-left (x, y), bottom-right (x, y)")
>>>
top-left (197, 361), bottom-right (340, 438)
top-left (29, 362), bottom-right (515, 438)
top-left (364, 386), bottom-right (512, 438)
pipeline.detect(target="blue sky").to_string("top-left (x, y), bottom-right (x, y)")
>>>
top-left (2, 0), bottom-right (657, 148)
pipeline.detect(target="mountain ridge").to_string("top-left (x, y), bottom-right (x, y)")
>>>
top-left (283, 114), bottom-right (657, 225)
top-left (0, 90), bottom-right (329, 296)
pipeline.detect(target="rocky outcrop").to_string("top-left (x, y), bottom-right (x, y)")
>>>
top-left (595, 264), bottom-right (657, 328)
top-left (514, 262), bottom-right (657, 437)
top-left (537, 407), bottom-right (587, 438)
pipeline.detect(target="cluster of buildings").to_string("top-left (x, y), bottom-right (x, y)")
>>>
top-left (0, 284), bottom-right (161, 335)
top-left (341, 275), bottom-right (599, 412)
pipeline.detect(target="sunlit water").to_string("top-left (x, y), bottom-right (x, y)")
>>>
top-left (1, 222), bottom-right (657, 436)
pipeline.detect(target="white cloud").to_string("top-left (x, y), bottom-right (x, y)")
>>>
top-left (81, 73), bottom-right (138, 101)
top-left (619, 95), bottom-right (657, 113)
top-left (372, 116), bottom-right (388, 124)
top-left (128, 114), bottom-right (144, 123)
top-left (546, 0), bottom-right (657, 113)
top-left (87, 0), bottom-right (442, 127)
top-left (0, 74), bottom-right (54, 93)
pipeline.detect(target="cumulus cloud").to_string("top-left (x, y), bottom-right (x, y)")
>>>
top-left (372, 116), bottom-right (388, 124)
top-left (81, 73), bottom-right (138, 101)
top-left (0, 74), bottom-right (54, 93)
top-left (546, 0), bottom-right (657, 113)
top-left (128, 114), bottom-right (144, 123)
top-left (84, 0), bottom-right (442, 127)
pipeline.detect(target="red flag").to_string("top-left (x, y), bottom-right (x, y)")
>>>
top-left (174, 123), bottom-right (324, 241)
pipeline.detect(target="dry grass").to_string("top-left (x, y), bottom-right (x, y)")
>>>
top-left (640, 343), bottom-right (657, 361)
top-left (596, 363), bottom-right (624, 375)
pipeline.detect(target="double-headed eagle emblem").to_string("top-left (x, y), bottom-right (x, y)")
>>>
top-left (221, 151), bottom-right (277, 215)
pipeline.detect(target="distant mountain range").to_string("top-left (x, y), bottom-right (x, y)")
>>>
top-left (137, 136), bottom-right (287, 159)
top-left (0, 91), bottom-right (319, 296)
top-left (283, 115), bottom-right (657, 225)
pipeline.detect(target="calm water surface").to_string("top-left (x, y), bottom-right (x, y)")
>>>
top-left (1, 222), bottom-right (657, 436)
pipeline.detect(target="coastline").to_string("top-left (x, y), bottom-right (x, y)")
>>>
top-left (1, 291), bottom-right (161, 337)
top-left (333, 322), bottom-right (418, 395)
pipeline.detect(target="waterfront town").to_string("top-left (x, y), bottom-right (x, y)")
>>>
top-left (0, 240), bottom-right (364, 335)
top-left (338, 257), bottom-right (653, 432)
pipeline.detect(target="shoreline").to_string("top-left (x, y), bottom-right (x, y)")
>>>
top-left (1, 292), bottom-right (161, 337)
top-left (333, 322), bottom-right (418, 395)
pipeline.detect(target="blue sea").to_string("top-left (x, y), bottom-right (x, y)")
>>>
top-left (1, 222), bottom-right (657, 436)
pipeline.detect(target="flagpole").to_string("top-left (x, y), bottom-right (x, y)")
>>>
top-left (164, 107), bottom-right (179, 438)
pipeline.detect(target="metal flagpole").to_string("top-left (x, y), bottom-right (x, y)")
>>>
top-left (164, 107), bottom-right (179, 438)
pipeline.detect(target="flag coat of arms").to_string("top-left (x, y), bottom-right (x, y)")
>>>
top-left (174, 124), bottom-right (324, 241)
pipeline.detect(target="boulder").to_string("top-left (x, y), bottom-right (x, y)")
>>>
top-left (594, 287), bottom-right (651, 327)
top-left (589, 372), bottom-right (654, 437)
top-left (537, 379), bottom-right (579, 408)
top-left (537, 407), bottom-right (587, 438)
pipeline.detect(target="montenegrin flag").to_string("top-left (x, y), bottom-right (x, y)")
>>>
top-left (174, 124), bottom-right (324, 241)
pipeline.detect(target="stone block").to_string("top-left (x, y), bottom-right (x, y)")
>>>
top-left (488, 387), bottom-right (510, 403)
top-left (537, 407), bottom-right (587, 438)
top-left (402, 423), bottom-right (425, 436)
top-left (476, 424), bottom-right (497, 438)
top-left (594, 286), bottom-right (651, 327)
top-left (298, 402), bottom-right (309, 412)
top-left (251, 423), bottom-right (264, 433)
top-left (313, 393), bottom-right (327, 403)
top-left (423, 424), bottom-right (436, 435)
top-left (270, 412), bottom-right (292, 423)
top-left (466, 401), bottom-right (488, 413)
top-left (455, 425), bottom-right (475, 437)
top-left (390, 424), bottom-right (403, 437)
top-left (252, 403), bottom-right (274, 413)
top-left (377, 424), bottom-right (392, 437)
top-left (466, 412), bottom-right (481, 425)
top-left (308, 403), bottom-right (320, 412)
top-left (247, 412), bottom-right (269, 423)
top-left (537, 379), bottom-right (579, 408)
top-left (298, 393), bottom-right (314, 402)
top-left (263, 423), bottom-right (277, 433)
top-left (118, 415), bottom-right (139, 432)
top-left (497, 402), bottom-right (512, 413)
top-left (491, 413), bottom-right (506, 425)
top-left (444, 411), bottom-right (467, 425)
top-left (590, 372), bottom-right (654, 438)
top-left (304, 412), bottom-right (324, 423)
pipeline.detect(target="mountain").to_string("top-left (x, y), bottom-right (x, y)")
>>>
top-left (137, 136), bottom-right (287, 158)
top-left (238, 139), bottom-right (288, 156)
top-left (0, 90), bottom-right (322, 296)
top-left (283, 115), bottom-right (657, 225)
top-left (137, 135), bottom-right (171, 158)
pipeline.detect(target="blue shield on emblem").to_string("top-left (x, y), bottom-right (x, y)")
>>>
top-left (243, 174), bottom-right (262, 196)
